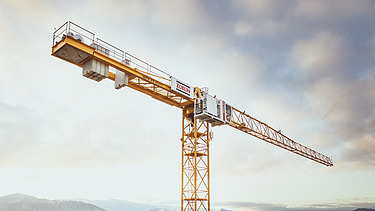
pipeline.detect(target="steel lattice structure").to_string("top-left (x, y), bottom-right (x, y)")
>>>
top-left (182, 106), bottom-right (210, 210)
top-left (51, 21), bottom-right (333, 211)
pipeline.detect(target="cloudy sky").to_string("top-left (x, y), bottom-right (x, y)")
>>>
top-left (0, 0), bottom-right (374, 210)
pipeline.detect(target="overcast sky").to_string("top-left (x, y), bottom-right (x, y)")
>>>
top-left (0, 0), bottom-right (374, 210)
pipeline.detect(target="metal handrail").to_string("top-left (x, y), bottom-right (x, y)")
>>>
top-left (52, 21), bottom-right (172, 84)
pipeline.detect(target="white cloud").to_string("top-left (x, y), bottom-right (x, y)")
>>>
top-left (150, 0), bottom-right (204, 27)
top-left (293, 0), bottom-right (373, 21)
top-left (343, 136), bottom-right (375, 168)
top-left (0, 103), bottom-right (42, 165)
top-left (233, 0), bottom-right (287, 18)
top-left (88, 0), bottom-right (146, 21)
top-left (233, 20), bottom-right (282, 37)
top-left (293, 46), bottom-right (375, 169)
top-left (183, 31), bottom-right (228, 54)
top-left (1, 0), bottom-right (58, 29)
top-left (233, 21), bottom-right (252, 36)
top-left (291, 32), bottom-right (345, 78)
top-left (231, 0), bottom-right (287, 37)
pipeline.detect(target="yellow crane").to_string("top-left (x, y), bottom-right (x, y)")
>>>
top-left (51, 21), bottom-right (333, 211)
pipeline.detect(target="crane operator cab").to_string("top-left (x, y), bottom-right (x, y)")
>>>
top-left (194, 91), bottom-right (232, 127)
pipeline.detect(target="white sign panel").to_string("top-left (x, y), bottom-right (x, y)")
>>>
top-left (206, 94), bottom-right (218, 116)
top-left (171, 76), bottom-right (194, 99)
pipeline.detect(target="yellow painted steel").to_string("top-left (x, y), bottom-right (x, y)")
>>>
top-left (229, 107), bottom-right (333, 166)
top-left (52, 21), bottom-right (333, 211)
top-left (52, 36), bottom-right (194, 108)
top-left (181, 106), bottom-right (210, 211)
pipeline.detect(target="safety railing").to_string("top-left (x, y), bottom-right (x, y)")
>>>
top-left (53, 21), bottom-right (95, 47)
top-left (52, 21), bottom-right (171, 84)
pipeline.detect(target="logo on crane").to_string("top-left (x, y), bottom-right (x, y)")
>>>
top-left (171, 77), bottom-right (194, 99)
top-left (176, 83), bottom-right (190, 95)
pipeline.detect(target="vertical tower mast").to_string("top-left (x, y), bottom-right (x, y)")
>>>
top-left (182, 106), bottom-right (210, 211)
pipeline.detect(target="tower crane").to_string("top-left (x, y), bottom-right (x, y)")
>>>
top-left (51, 21), bottom-right (333, 211)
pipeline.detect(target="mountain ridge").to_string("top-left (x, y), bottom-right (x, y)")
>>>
top-left (0, 194), bottom-right (178, 211)
top-left (0, 193), bottom-right (107, 211)
top-left (1, 193), bottom-right (373, 211)
top-left (81, 198), bottom-right (177, 211)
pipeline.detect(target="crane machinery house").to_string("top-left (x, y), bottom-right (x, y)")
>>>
top-left (194, 92), bottom-right (232, 127)
top-left (170, 76), bottom-right (233, 126)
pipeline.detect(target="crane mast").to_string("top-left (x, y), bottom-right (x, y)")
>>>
top-left (182, 105), bottom-right (210, 210)
top-left (51, 21), bottom-right (333, 211)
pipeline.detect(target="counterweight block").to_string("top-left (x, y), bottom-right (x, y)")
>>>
top-left (82, 59), bottom-right (109, 82)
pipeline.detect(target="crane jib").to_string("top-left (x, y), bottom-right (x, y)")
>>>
top-left (141, 74), bottom-right (167, 90)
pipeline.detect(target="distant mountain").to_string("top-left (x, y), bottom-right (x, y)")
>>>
top-left (353, 209), bottom-right (375, 211)
top-left (82, 198), bottom-right (226, 211)
top-left (0, 193), bottom-right (107, 211)
top-left (0, 193), bottom-right (253, 211)
top-left (81, 199), bottom-right (177, 211)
